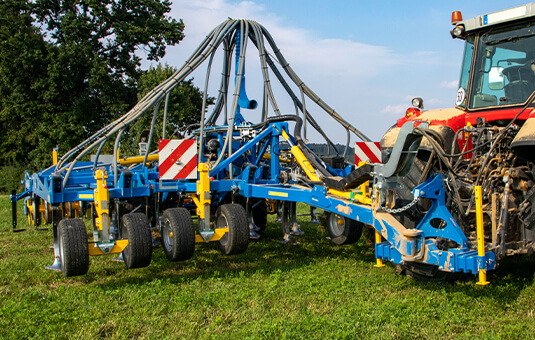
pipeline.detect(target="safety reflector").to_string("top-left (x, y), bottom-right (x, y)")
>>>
top-left (158, 139), bottom-right (198, 180)
top-left (354, 142), bottom-right (382, 164)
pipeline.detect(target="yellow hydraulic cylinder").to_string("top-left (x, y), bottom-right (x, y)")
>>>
top-left (119, 154), bottom-right (159, 166)
top-left (374, 230), bottom-right (385, 267)
top-left (475, 185), bottom-right (490, 286)
top-left (281, 129), bottom-right (320, 182)
top-left (280, 129), bottom-right (370, 204)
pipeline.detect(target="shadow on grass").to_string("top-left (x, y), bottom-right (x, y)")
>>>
top-left (9, 204), bottom-right (534, 306)
top-left (81, 218), bottom-right (375, 287)
top-left (398, 253), bottom-right (535, 305)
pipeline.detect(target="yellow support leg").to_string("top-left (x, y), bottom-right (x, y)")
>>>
top-left (190, 163), bottom-right (216, 242)
top-left (475, 185), bottom-right (490, 286)
top-left (91, 170), bottom-right (127, 254)
top-left (374, 230), bottom-right (385, 267)
top-left (94, 170), bottom-right (110, 233)
top-left (197, 163), bottom-right (211, 220)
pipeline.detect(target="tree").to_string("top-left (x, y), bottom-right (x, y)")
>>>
top-left (0, 0), bottom-right (185, 169)
top-left (0, 0), bottom-right (50, 167)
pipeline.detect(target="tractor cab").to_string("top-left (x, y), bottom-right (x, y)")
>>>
top-left (452, 4), bottom-right (535, 110)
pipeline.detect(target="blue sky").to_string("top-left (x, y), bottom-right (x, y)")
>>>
top-left (154, 0), bottom-right (530, 143)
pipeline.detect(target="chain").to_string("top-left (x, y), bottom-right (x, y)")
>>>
top-left (380, 196), bottom-right (420, 214)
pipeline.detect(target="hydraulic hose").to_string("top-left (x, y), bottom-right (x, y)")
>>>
top-left (56, 19), bottom-right (370, 187)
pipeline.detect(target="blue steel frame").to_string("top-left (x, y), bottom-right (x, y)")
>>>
top-left (13, 162), bottom-right (155, 205)
top-left (10, 120), bottom-right (496, 275)
top-left (235, 175), bottom-right (495, 274)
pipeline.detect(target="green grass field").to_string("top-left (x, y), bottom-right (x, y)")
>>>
top-left (1, 196), bottom-right (535, 339)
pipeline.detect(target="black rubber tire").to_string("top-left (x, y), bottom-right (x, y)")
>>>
top-left (58, 218), bottom-right (90, 277)
top-left (251, 198), bottom-right (268, 234)
top-left (120, 213), bottom-right (152, 269)
top-left (237, 197), bottom-right (268, 234)
top-left (216, 204), bottom-right (249, 255)
top-left (44, 201), bottom-right (51, 224)
top-left (33, 196), bottom-right (41, 226)
top-left (324, 212), bottom-right (363, 245)
top-left (161, 208), bottom-right (195, 261)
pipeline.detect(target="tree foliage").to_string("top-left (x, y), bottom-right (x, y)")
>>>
top-left (0, 0), bottom-right (185, 170)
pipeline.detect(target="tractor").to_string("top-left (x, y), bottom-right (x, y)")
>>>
top-left (380, 3), bottom-right (535, 280)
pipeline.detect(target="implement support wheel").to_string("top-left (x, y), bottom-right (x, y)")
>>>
top-left (121, 213), bottom-right (152, 269)
top-left (161, 208), bottom-right (195, 261)
top-left (216, 204), bottom-right (249, 255)
top-left (324, 212), bottom-right (363, 245)
top-left (58, 218), bottom-right (90, 277)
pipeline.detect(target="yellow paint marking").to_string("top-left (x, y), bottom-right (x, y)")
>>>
top-left (268, 191), bottom-right (288, 198)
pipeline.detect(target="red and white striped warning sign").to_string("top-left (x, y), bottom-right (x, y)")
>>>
top-left (159, 139), bottom-right (198, 180)
top-left (354, 142), bottom-right (382, 164)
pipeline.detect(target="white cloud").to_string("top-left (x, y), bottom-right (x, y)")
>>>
top-left (381, 104), bottom-right (407, 115)
top-left (440, 80), bottom-right (458, 89)
top-left (163, 0), bottom-right (398, 79)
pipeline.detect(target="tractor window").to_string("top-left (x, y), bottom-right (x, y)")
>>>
top-left (469, 26), bottom-right (535, 109)
top-left (456, 37), bottom-right (474, 108)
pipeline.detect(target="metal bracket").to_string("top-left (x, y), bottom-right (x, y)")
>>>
top-left (199, 230), bottom-right (215, 242)
top-left (414, 175), bottom-right (469, 249)
top-left (97, 242), bottom-right (116, 254)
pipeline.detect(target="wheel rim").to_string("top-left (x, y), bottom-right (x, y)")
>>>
top-left (162, 218), bottom-right (173, 252)
top-left (329, 213), bottom-right (345, 237)
top-left (216, 213), bottom-right (229, 246)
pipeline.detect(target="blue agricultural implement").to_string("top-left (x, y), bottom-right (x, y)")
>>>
top-left (12, 4), bottom-right (535, 284)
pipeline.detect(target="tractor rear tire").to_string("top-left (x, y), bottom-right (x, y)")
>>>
top-left (216, 204), bottom-right (249, 255)
top-left (161, 208), bottom-right (195, 261)
top-left (121, 213), bottom-right (152, 269)
top-left (58, 218), bottom-right (90, 277)
top-left (324, 212), bottom-right (363, 245)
